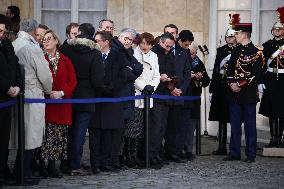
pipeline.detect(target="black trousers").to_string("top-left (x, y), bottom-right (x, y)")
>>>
top-left (148, 102), bottom-right (169, 159)
top-left (164, 106), bottom-right (181, 156)
top-left (89, 128), bottom-right (124, 168)
top-left (0, 107), bottom-right (12, 180)
top-left (13, 149), bottom-right (34, 179)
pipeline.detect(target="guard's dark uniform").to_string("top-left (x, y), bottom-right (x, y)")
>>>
top-left (226, 41), bottom-right (264, 160)
top-left (209, 44), bottom-right (239, 123)
top-left (259, 37), bottom-right (284, 146)
top-left (209, 43), bottom-right (239, 155)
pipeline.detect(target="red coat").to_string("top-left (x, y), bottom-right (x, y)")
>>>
top-left (45, 53), bottom-right (77, 125)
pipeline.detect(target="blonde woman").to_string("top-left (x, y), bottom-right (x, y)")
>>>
top-left (41, 30), bottom-right (77, 178)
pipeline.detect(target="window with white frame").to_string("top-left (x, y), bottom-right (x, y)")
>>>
top-left (34, 0), bottom-right (107, 41)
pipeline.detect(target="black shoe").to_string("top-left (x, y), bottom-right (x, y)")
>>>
top-left (92, 168), bottom-right (101, 174)
top-left (11, 176), bottom-right (40, 186)
top-left (60, 160), bottom-right (70, 174)
top-left (212, 148), bottom-right (227, 155)
top-left (4, 164), bottom-right (11, 180)
top-left (100, 165), bottom-right (119, 172)
top-left (177, 152), bottom-right (187, 161)
top-left (81, 163), bottom-right (91, 170)
top-left (265, 139), bottom-right (278, 148)
top-left (38, 160), bottom-right (49, 179)
top-left (223, 156), bottom-right (241, 161)
top-left (48, 161), bottom-right (63, 178)
top-left (243, 158), bottom-right (255, 163)
top-left (166, 154), bottom-right (186, 163)
top-left (149, 158), bottom-right (162, 169)
top-left (185, 152), bottom-right (195, 161)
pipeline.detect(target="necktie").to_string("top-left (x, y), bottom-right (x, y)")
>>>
top-left (102, 53), bottom-right (107, 62)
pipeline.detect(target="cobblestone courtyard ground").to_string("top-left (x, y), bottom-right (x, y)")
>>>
top-left (4, 136), bottom-right (284, 189)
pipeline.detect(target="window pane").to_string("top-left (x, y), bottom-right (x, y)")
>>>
top-left (259, 11), bottom-right (276, 45)
top-left (79, 0), bottom-right (107, 9)
top-left (218, 0), bottom-right (251, 9)
top-left (217, 11), bottom-right (251, 46)
top-left (42, 11), bottom-right (71, 41)
top-left (42, 0), bottom-right (71, 9)
top-left (79, 12), bottom-right (107, 30)
top-left (260, 0), bottom-right (284, 9)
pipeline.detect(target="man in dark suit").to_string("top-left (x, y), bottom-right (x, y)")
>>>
top-left (89, 31), bottom-right (127, 173)
top-left (150, 32), bottom-right (176, 168)
top-left (111, 28), bottom-right (143, 168)
top-left (0, 14), bottom-right (20, 186)
top-left (162, 24), bottom-right (191, 162)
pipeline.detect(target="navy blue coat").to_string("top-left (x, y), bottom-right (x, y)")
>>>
top-left (112, 37), bottom-right (143, 121)
top-left (93, 48), bottom-right (128, 129)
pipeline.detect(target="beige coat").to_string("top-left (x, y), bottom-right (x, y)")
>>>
top-left (11, 31), bottom-right (52, 150)
top-left (133, 46), bottom-right (160, 108)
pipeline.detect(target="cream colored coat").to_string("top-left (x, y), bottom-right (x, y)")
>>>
top-left (133, 46), bottom-right (160, 108)
top-left (11, 31), bottom-right (52, 150)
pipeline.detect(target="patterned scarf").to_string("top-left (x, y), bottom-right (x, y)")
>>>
top-left (192, 57), bottom-right (200, 68)
top-left (46, 51), bottom-right (60, 75)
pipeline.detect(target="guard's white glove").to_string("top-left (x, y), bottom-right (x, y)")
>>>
top-left (258, 84), bottom-right (266, 93)
top-left (209, 93), bottom-right (212, 103)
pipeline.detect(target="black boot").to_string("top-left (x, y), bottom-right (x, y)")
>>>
top-left (212, 122), bottom-right (227, 155)
top-left (279, 118), bottom-right (284, 148)
top-left (124, 138), bottom-right (136, 168)
top-left (60, 160), bottom-right (70, 174)
top-left (266, 118), bottom-right (278, 147)
top-left (131, 138), bottom-right (144, 168)
top-left (47, 160), bottom-right (63, 178)
top-left (38, 159), bottom-right (49, 179)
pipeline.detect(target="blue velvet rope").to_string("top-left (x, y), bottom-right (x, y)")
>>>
top-left (0, 99), bottom-right (16, 109)
top-left (0, 95), bottom-right (200, 107)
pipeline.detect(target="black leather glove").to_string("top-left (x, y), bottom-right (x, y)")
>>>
top-left (142, 85), bottom-right (155, 94)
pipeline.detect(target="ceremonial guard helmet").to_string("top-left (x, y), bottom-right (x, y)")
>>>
top-left (272, 6), bottom-right (284, 31)
top-left (225, 14), bottom-right (240, 37)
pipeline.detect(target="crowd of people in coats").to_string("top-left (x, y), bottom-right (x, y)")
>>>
top-left (0, 5), bottom-right (284, 187)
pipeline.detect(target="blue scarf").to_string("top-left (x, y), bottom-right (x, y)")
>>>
top-left (192, 57), bottom-right (200, 68)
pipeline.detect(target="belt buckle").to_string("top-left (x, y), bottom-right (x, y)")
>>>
top-left (273, 68), bottom-right (277, 73)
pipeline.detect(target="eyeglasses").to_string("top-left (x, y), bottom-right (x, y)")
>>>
top-left (95, 39), bottom-right (105, 43)
top-left (124, 36), bottom-right (133, 43)
top-left (104, 26), bottom-right (114, 30)
top-left (42, 36), bottom-right (55, 43)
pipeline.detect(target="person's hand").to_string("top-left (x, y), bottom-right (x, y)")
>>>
top-left (12, 86), bottom-right (20, 97)
top-left (258, 84), bottom-right (266, 93)
top-left (195, 72), bottom-right (203, 80)
top-left (7, 86), bottom-right (19, 97)
top-left (50, 91), bottom-right (64, 99)
top-left (171, 88), bottom-right (182, 96)
top-left (230, 83), bottom-right (241, 93)
top-left (160, 74), bottom-right (172, 82)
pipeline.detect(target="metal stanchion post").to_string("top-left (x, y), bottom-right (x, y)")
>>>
top-left (18, 64), bottom-right (25, 185)
top-left (196, 103), bottom-right (201, 155)
top-left (144, 93), bottom-right (150, 168)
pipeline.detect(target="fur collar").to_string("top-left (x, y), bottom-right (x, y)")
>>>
top-left (67, 38), bottom-right (100, 51)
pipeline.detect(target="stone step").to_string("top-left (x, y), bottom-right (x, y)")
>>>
top-left (262, 147), bottom-right (284, 157)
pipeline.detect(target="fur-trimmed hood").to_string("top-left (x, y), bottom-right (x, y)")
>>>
top-left (67, 38), bottom-right (100, 53)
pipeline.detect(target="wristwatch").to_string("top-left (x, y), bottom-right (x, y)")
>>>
top-left (60, 91), bottom-right (65, 97)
